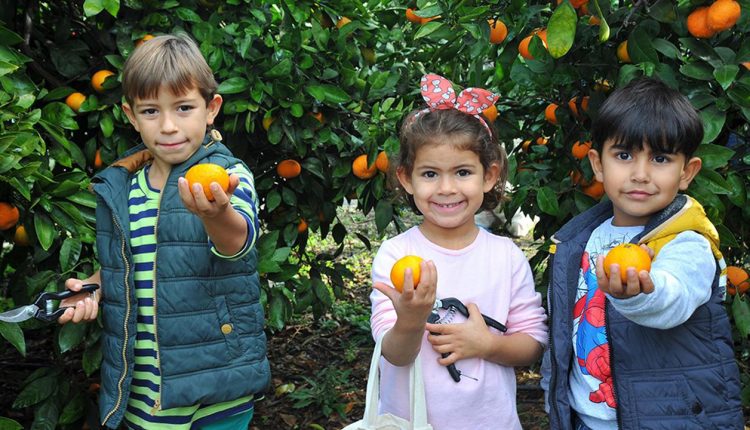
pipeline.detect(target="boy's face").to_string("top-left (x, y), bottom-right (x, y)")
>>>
top-left (123, 85), bottom-right (222, 170)
top-left (589, 139), bottom-right (702, 226)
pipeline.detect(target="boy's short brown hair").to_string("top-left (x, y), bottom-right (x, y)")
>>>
top-left (122, 34), bottom-right (218, 105)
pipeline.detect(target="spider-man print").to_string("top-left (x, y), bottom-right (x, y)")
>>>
top-left (573, 251), bottom-right (617, 408)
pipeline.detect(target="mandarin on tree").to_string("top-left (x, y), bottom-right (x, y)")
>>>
top-left (603, 243), bottom-right (652, 284)
top-left (545, 103), bottom-right (558, 125)
top-left (91, 70), bottom-right (115, 93)
top-left (352, 154), bottom-right (378, 179)
top-left (707, 0), bottom-right (741, 32)
top-left (568, 96), bottom-right (589, 118)
top-left (276, 159), bottom-right (302, 179)
top-left (94, 148), bottom-right (103, 169)
top-left (65, 92), bottom-right (86, 113)
top-left (727, 266), bottom-right (750, 296)
top-left (482, 104), bottom-right (498, 122)
top-left (262, 116), bottom-right (275, 131)
top-left (390, 255), bottom-right (425, 293)
top-left (571, 140), bottom-right (592, 160)
top-left (184, 163), bottom-right (230, 201)
top-left (687, 7), bottom-right (716, 38)
top-left (135, 34), bottom-right (154, 47)
top-left (582, 180), bottom-right (605, 199)
top-left (310, 111), bottom-right (325, 124)
top-left (336, 16), bottom-right (351, 29)
top-left (488, 19), bottom-right (508, 44)
top-left (375, 151), bottom-right (389, 173)
top-left (0, 202), bottom-right (20, 230)
top-left (297, 218), bottom-right (308, 233)
top-left (405, 8), bottom-right (422, 24)
top-left (616, 41), bottom-right (631, 63)
top-left (13, 225), bottom-right (30, 246)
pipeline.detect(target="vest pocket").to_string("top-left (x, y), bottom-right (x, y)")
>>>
top-left (214, 295), bottom-right (243, 359)
top-left (626, 375), bottom-right (715, 429)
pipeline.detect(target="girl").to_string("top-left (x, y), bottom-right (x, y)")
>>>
top-left (370, 74), bottom-right (548, 429)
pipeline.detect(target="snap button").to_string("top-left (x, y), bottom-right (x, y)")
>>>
top-left (221, 323), bottom-right (233, 335)
top-left (691, 402), bottom-right (703, 414)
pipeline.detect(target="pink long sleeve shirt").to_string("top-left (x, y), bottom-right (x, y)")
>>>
top-left (370, 227), bottom-right (548, 430)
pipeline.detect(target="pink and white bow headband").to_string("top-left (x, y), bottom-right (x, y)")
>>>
top-left (415, 73), bottom-right (499, 135)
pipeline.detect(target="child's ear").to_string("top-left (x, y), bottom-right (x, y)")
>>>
top-left (206, 94), bottom-right (223, 125)
top-left (483, 162), bottom-right (501, 193)
top-left (396, 166), bottom-right (414, 195)
top-left (121, 103), bottom-right (139, 131)
top-left (588, 149), bottom-right (604, 183)
top-left (679, 156), bottom-right (702, 190)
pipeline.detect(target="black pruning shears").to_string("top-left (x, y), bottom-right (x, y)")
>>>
top-left (427, 297), bottom-right (507, 382)
top-left (0, 284), bottom-right (99, 323)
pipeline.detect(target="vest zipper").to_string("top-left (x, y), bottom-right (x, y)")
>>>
top-left (150, 183), bottom-right (165, 415)
top-left (604, 300), bottom-right (621, 429)
top-left (102, 214), bottom-right (132, 427)
top-left (547, 252), bottom-right (559, 425)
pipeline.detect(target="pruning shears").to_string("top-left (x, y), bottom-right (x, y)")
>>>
top-left (427, 297), bottom-right (507, 382)
top-left (0, 284), bottom-right (99, 323)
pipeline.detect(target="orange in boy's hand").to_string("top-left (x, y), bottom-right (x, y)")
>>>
top-left (185, 163), bottom-right (229, 201)
top-left (603, 243), bottom-right (652, 283)
top-left (390, 255), bottom-right (424, 293)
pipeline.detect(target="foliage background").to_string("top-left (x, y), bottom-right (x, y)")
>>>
top-left (0, 0), bottom-right (748, 427)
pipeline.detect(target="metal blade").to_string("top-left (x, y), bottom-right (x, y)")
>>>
top-left (0, 305), bottom-right (38, 323)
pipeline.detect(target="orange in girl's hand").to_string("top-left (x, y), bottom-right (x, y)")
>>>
top-left (603, 243), bottom-right (651, 283)
top-left (185, 163), bottom-right (229, 201)
top-left (390, 255), bottom-right (424, 293)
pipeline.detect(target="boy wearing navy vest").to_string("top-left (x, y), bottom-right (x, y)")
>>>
top-left (58, 34), bottom-right (270, 429)
top-left (541, 77), bottom-right (743, 429)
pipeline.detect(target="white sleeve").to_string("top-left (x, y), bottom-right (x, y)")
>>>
top-left (608, 231), bottom-right (715, 329)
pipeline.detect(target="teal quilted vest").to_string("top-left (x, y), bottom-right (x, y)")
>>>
top-left (92, 134), bottom-right (270, 428)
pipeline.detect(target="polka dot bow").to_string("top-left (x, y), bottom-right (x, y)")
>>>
top-left (416, 73), bottom-right (499, 135)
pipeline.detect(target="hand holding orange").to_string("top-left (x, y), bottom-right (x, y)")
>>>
top-left (603, 243), bottom-right (652, 283)
top-left (390, 255), bottom-right (424, 293)
top-left (184, 163), bottom-right (230, 201)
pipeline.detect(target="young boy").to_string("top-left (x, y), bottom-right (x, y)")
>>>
top-left (58, 34), bottom-right (270, 429)
top-left (541, 77), bottom-right (743, 429)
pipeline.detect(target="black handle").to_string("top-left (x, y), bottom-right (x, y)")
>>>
top-left (428, 312), bottom-right (461, 382)
top-left (35, 284), bottom-right (100, 322)
top-left (440, 297), bottom-right (508, 332)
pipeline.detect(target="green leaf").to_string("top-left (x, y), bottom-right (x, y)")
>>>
top-left (33, 212), bottom-right (56, 251)
top-left (536, 187), bottom-right (560, 216)
top-left (694, 170), bottom-right (732, 195)
top-left (82, 339), bottom-right (102, 376)
top-left (732, 295), bottom-right (750, 338)
top-left (13, 374), bottom-right (57, 408)
top-left (0, 417), bottom-right (23, 430)
top-left (649, 0), bottom-right (677, 22)
top-left (264, 58), bottom-right (292, 79)
top-left (0, 26), bottom-right (24, 45)
top-left (699, 106), bottom-right (726, 144)
top-left (59, 322), bottom-right (87, 353)
top-left (374, 200), bottom-right (393, 233)
top-left (694, 143), bottom-right (734, 169)
top-left (102, 0), bottom-right (120, 17)
top-left (311, 277), bottom-right (332, 307)
top-left (58, 393), bottom-right (85, 425)
top-left (0, 321), bottom-right (26, 356)
top-left (82, 0), bottom-right (104, 16)
top-left (265, 190), bottom-right (281, 212)
top-left (100, 111), bottom-right (114, 137)
top-left (306, 84), bottom-right (351, 104)
top-left (713, 64), bottom-right (739, 90)
top-left (59, 237), bottom-right (83, 273)
top-left (547, 1), bottom-right (577, 58)
top-left (217, 77), bottom-right (249, 95)
top-left (726, 173), bottom-right (747, 207)
top-left (175, 7), bottom-right (201, 22)
top-left (628, 26), bottom-right (659, 64)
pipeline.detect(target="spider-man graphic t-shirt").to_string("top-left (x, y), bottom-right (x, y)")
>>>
top-left (569, 218), bottom-right (643, 429)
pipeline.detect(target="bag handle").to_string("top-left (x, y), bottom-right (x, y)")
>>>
top-left (363, 331), bottom-right (429, 428)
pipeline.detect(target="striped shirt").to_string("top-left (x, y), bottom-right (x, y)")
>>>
top-left (124, 163), bottom-right (259, 430)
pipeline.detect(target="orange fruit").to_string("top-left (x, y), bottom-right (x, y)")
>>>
top-left (184, 163), bottom-right (230, 201)
top-left (571, 140), bottom-right (592, 160)
top-left (570, 0), bottom-right (588, 8)
top-left (65, 92), bottom-right (86, 113)
top-left (582, 180), bottom-right (605, 199)
top-left (707, 0), bottom-right (741, 32)
top-left (536, 137), bottom-right (549, 146)
top-left (94, 148), bottom-right (103, 169)
top-left (488, 19), bottom-right (508, 44)
top-left (262, 116), bottom-right (275, 131)
top-left (135, 34), bottom-right (154, 47)
top-left (91, 70), bottom-right (115, 93)
top-left (310, 111), bottom-right (325, 124)
top-left (482, 104), bottom-right (498, 122)
top-left (406, 8), bottom-right (422, 23)
top-left (687, 7), bottom-right (716, 38)
top-left (616, 41), bottom-right (631, 63)
top-left (588, 15), bottom-right (601, 25)
top-left (390, 255), bottom-right (424, 293)
top-left (594, 79), bottom-right (613, 92)
top-left (420, 15), bottom-right (440, 24)
top-left (352, 154), bottom-right (378, 179)
top-left (521, 139), bottom-right (532, 152)
top-left (297, 218), bottom-right (308, 233)
top-left (545, 103), bottom-right (558, 125)
top-left (375, 151), bottom-right (389, 173)
top-left (13, 224), bottom-right (29, 246)
top-left (603, 243), bottom-right (652, 283)
top-left (277, 159), bottom-right (302, 179)
top-left (727, 266), bottom-right (750, 296)
top-left (518, 35), bottom-right (535, 59)
top-left (0, 202), bottom-right (20, 230)
top-left (336, 16), bottom-right (352, 29)
top-left (743, 62), bottom-right (750, 70)
top-left (568, 96), bottom-right (590, 118)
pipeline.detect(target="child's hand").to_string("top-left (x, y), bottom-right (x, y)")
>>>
top-left (373, 260), bottom-right (437, 330)
top-left (177, 174), bottom-right (240, 218)
top-left (425, 303), bottom-right (490, 365)
top-left (58, 278), bottom-right (100, 324)
top-left (596, 246), bottom-right (655, 299)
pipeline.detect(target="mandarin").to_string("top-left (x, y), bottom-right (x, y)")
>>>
top-left (91, 70), bottom-right (115, 93)
top-left (13, 225), bottom-right (30, 246)
top-left (185, 163), bottom-right (230, 201)
top-left (390, 255), bottom-right (424, 293)
top-left (297, 218), bottom-right (308, 233)
top-left (94, 148), bottom-right (103, 169)
top-left (262, 116), bottom-right (275, 131)
top-left (582, 180), bottom-right (605, 199)
top-left (687, 7), bottom-right (715, 38)
top-left (488, 19), bottom-right (508, 44)
top-left (405, 8), bottom-right (422, 24)
top-left (277, 159), bottom-right (302, 179)
top-left (65, 92), bottom-right (86, 113)
top-left (616, 41), bottom-right (631, 63)
top-left (352, 154), bottom-right (377, 179)
top-left (336, 16), bottom-right (352, 29)
top-left (568, 96), bottom-right (590, 118)
top-left (727, 266), bottom-right (750, 296)
top-left (375, 151), bottom-right (389, 173)
top-left (603, 243), bottom-right (652, 283)
top-left (545, 103), bottom-right (558, 125)
top-left (571, 140), bottom-right (592, 160)
top-left (707, 0), bottom-right (741, 32)
top-left (482, 104), bottom-right (498, 122)
top-left (0, 202), bottom-right (20, 230)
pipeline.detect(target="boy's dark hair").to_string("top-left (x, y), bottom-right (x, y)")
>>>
top-left (122, 34), bottom-right (218, 106)
top-left (591, 77), bottom-right (703, 158)
top-left (395, 108), bottom-right (508, 212)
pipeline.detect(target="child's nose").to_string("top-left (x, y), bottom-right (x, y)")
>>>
top-left (631, 159), bottom-right (650, 182)
top-left (438, 176), bottom-right (457, 193)
top-left (160, 113), bottom-right (179, 133)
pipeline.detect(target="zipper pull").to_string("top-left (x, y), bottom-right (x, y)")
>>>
top-left (150, 399), bottom-right (161, 415)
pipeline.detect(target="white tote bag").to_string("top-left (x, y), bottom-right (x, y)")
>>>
top-left (342, 332), bottom-right (433, 430)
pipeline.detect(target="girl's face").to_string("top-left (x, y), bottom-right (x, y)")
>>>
top-left (397, 137), bottom-right (500, 249)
